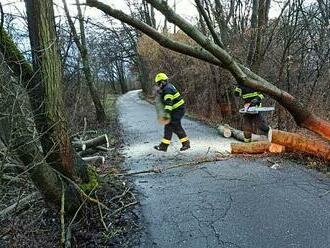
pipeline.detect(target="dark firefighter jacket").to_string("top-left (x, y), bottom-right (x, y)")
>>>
top-left (234, 84), bottom-right (264, 107)
top-left (160, 82), bottom-right (185, 114)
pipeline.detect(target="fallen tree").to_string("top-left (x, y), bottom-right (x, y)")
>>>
top-left (229, 128), bottom-right (330, 160)
top-left (86, 0), bottom-right (330, 141)
top-left (271, 130), bottom-right (330, 160)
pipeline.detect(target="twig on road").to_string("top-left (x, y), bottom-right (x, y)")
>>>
top-left (117, 167), bottom-right (162, 176)
top-left (119, 155), bottom-right (231, 176)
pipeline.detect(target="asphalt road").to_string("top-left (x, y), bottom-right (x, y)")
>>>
top-left (117, 90), bottom-right (330, 248)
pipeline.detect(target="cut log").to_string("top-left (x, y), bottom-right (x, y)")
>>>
top-left (269, 143), bottom-right (285, 153)
top-left (231, 141), bottom-right (271, 154)
top-left (158, 117), bottom-right (170, 125)
top-left (271, 130), bottom-right (330, 160)
top-left (72, 134), bottom-right (109, 151)
top-left (217, 125), bottom-right (232, 138)
top-left (85, 134), bottom-right (109, 149)
top-left (78, 146), bottom-right (114, 157)
top-left (81, 156), bottom-right (105, 164)
top-left (225, 125), bottom-right (268, 142)
top-left (231, 129), bottom-right (330, 160)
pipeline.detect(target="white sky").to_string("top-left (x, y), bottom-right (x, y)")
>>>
top-left (1, 0), bottom-right (282, 28)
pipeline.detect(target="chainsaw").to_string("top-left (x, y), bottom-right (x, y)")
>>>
top-left (239, 106), bottom-right (275, 114)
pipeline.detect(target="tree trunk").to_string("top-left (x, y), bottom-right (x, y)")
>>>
top-left (62, 0), bottom-right (106, 123)
top-left (231, 141), bottom-right (271, 154)
top-left (13, 135), bottom-right (81, 212)
top-left (246, 0), bottom-right (259, 67)
top-left (25, 0), bottom-right (77, 178)
top-left (231, 141), bottom-right (286, 154)
top-left (271, 130), bottom-right (330, 160)
top-left (137, 55), bottom-right (151, 95)
top-left (115, 59), bottom-right (128, 94)
top-left (231, 129), bottom-right (330, 160)
top-left (76, 0), bottom-right (106, 123)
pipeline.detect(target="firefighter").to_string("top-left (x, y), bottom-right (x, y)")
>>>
top-left (154, 73), bottom-right (190, 152)
top-left (234, 83), bottom-right (270, 142)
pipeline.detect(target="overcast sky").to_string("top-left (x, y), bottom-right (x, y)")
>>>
top-left (1, 0), bottom-right (283, 27)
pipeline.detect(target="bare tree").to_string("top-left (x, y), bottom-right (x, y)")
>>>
top-left (62, 0), bottom-right (106, 123)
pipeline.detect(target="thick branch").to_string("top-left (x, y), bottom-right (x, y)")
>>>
top-left (195, 0), bottom-right (224, 48)
top-left (85, 0), bottom-right (222, 66)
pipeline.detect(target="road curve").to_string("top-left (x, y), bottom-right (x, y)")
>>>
top-left (117, 90), bottom-right (330, 248)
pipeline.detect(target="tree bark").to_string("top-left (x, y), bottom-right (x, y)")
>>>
top-left (23, 0), bottom-right (78, 178)
top-left (271, 130), bottom-right (330, 160)
top-left (231, 129), bottom-right (330, 160)
top-left (231, 141), bottom-right (271, 154)
top-left (13, 135), bottom-right (81, 212)
top-left (231, 141), bottom-right (286, 154)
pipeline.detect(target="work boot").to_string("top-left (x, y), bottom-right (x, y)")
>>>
top-left (154, 143), bottom-right (168, 152)
top-left (180, 141), bottom-right (190, 151)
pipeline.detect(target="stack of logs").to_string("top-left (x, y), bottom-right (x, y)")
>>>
top-left (72, 134), bottom-right (111, 164)
top-left (218, 125), bottom-right (330, 160)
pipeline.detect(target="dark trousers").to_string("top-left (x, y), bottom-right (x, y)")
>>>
top-left (243, 113), bottom-right (269, 139)
top-left (162, 109), bottom-right (188, 144)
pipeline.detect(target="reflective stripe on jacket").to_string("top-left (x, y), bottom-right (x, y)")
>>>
top-left (234, 85), bottom-right (264, 106)
top-left (161, 82), bottom-right (185, 113)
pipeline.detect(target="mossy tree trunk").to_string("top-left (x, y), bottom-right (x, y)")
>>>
top-left (0, 53), bottom-right (81, 211)
top-left (24, 0), bottom-right (77, 179)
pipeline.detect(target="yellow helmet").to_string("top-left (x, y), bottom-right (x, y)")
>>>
top-left (155, 73), bottom-right (168, 83)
